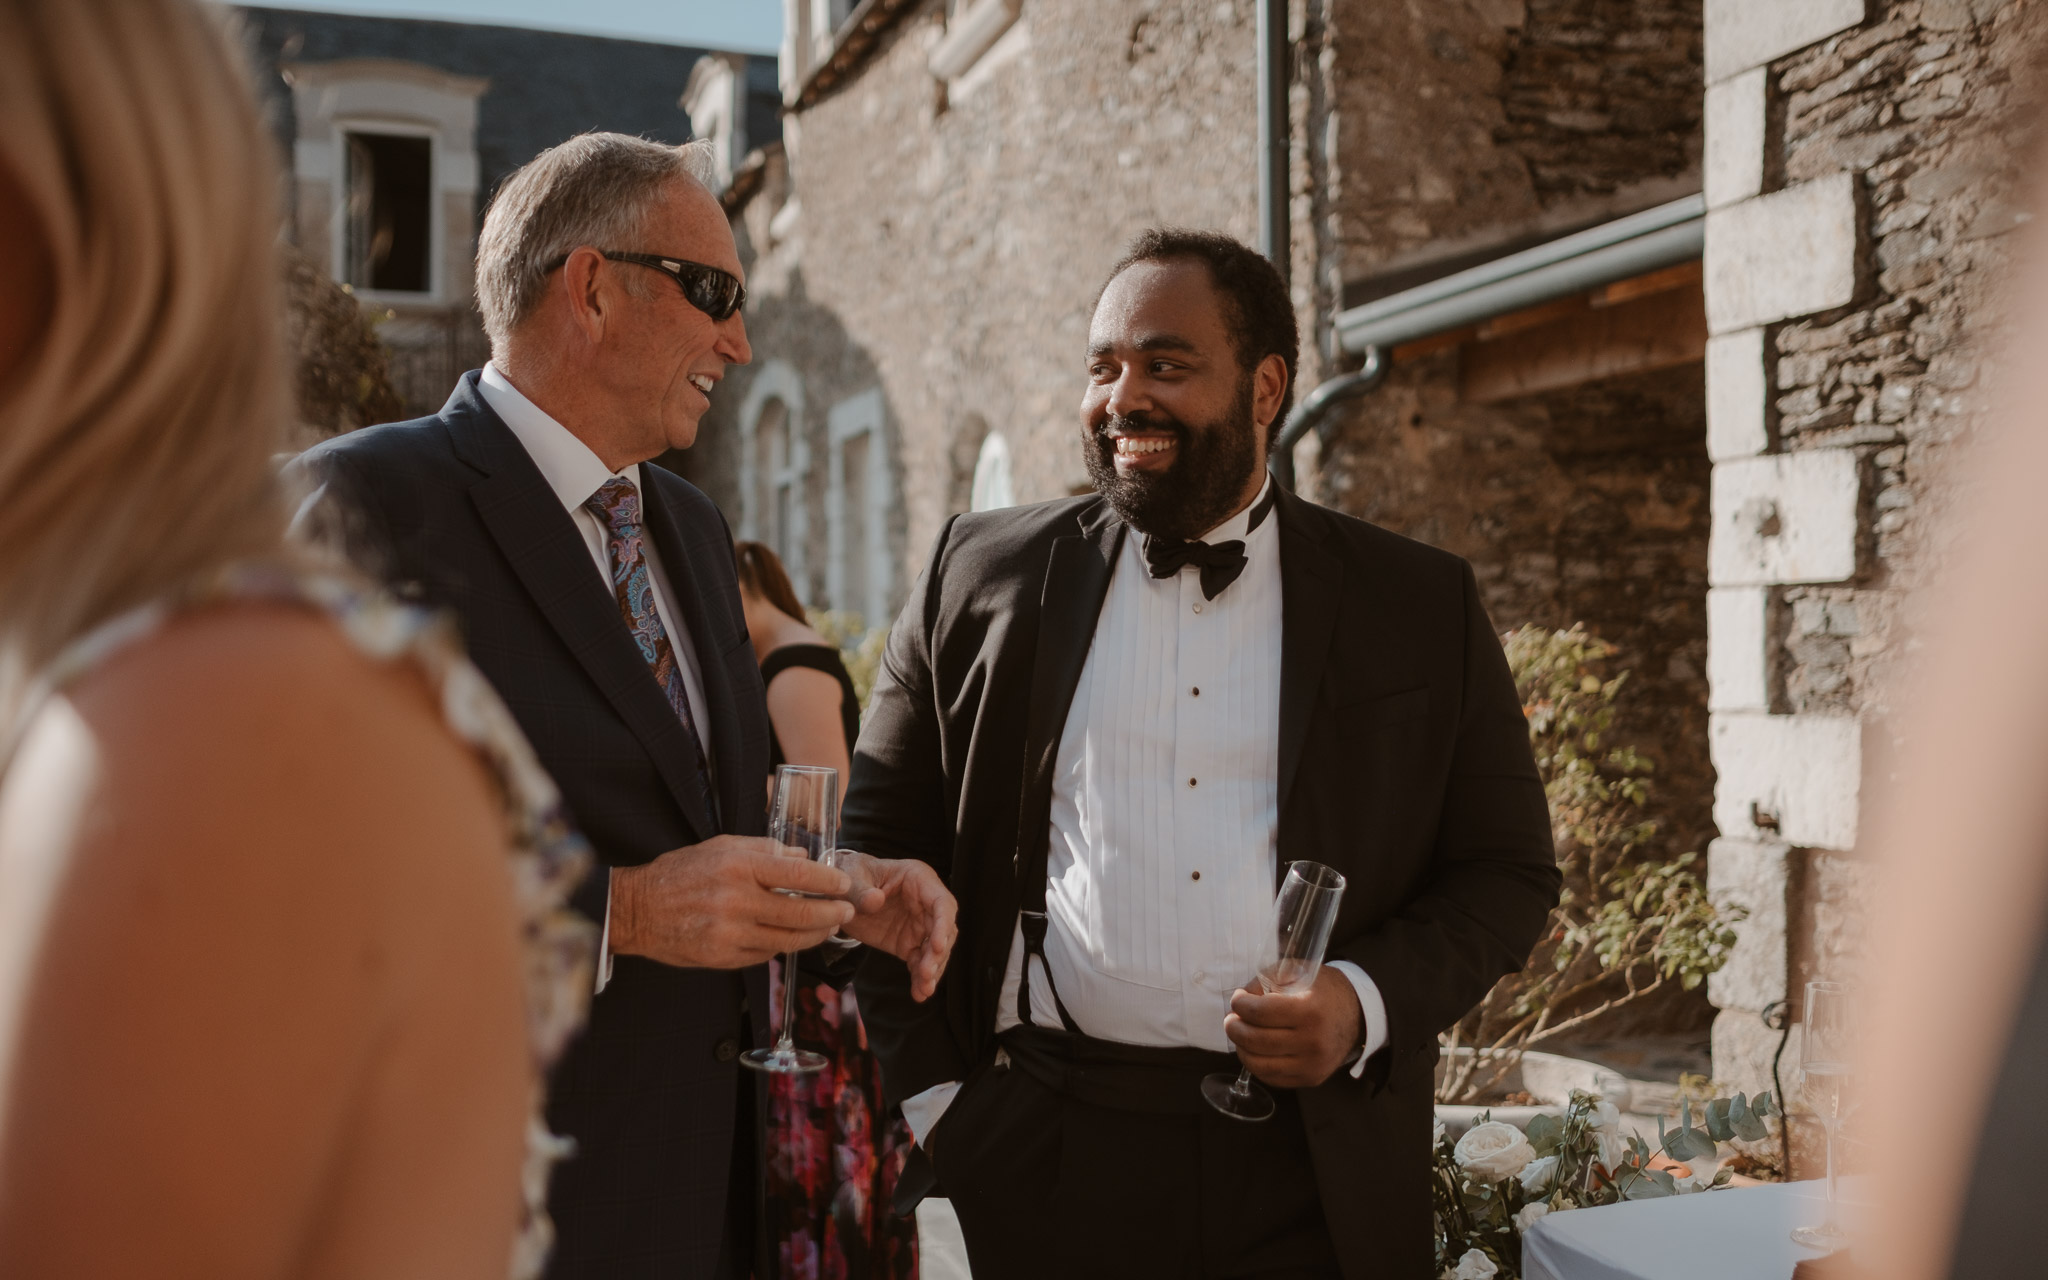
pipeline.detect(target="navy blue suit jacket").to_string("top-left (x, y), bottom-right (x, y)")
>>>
top-left (299, 371), bottom-right (770, 1279)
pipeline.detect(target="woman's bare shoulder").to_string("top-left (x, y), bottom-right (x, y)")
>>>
top-left (33, 602), bottom-right (507, 908)
top-left (69, 604), bottom-right (460, 788)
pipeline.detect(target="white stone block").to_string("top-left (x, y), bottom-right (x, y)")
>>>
top-left (1704, 0), bottom-right (1867, 85)
top-left (1705, 67), bottom-right (1767, 209)
top-left (1707, 328), bottom-right (1770, 460)
top-left (1708, 587), bottom-right (1771, 711)
top-left (1710, 449), bottom-right (1859, 586)
top-left (1707, 836), bottom-right (1791, 1012)
top-left (1711, 712), bottom-right (1862, 851)
top-left (1706, 175), bottom-right (1861, 334)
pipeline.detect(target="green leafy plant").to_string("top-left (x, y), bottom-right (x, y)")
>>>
top-left (807, 610), bottom-right (888, 711)
top-left (1438, 625), bottom-right (1741, 1104)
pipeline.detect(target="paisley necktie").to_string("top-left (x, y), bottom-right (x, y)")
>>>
top-left (586, 476), bottom-right (718, 826)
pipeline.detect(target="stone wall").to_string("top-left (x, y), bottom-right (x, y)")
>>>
top-left (1307, 0), bottom-right (1702, 296)
top-left (1697, 0), bottom-right (2048, 1137)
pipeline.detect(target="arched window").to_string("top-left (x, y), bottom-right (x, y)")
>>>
top-left (828, 388), bottom-right (890, 627)
top-left (971, 431), bottom-right (1015, 512)
top-left (736, 359), bottom-right (808, 599)
top-left (755, 398), bottom-right (795, 560)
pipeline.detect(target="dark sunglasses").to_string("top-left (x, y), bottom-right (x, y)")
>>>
top-left (546, 249), bottom-right (747, 321)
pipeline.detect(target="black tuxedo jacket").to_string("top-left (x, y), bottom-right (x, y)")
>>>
top-left (843, 487), bottom-right (1560, 1279)
top-left (298, 371), bottom-right (770, 1280)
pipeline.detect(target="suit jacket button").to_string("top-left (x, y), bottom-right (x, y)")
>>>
top-left (714, 1037), bottom-right (740, 1063)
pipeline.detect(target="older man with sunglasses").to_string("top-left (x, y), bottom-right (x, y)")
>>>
top-left (297, 133), bottom-right (957, 1280)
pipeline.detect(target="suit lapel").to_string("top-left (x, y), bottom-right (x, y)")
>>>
top-left (445, 378), bottom-right (719, 841)
top-left (1276, 487), bottom-right (1342, 822)
top-left (1017, 501), bottom-right (1125, 861)
top-left (640, 472), bottom-right (751, 831)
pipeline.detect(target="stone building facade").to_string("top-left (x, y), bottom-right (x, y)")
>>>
top-left (688, 0), bottom-right (2047, 1130)
top-left (234, 8), bottom-right (779, 415)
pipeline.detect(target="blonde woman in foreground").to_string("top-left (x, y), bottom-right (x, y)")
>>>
top-left (0, 2), bottom-right (594, 1277)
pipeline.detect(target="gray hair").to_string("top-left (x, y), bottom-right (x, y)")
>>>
top-left (475, 132), bottom-right (718, 353)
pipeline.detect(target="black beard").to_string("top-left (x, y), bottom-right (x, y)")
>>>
top-left (1082, 373), bottom-right (1261, 541)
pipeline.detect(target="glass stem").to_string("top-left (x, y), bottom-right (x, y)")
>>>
top-left (1232, 1066), bottom-right (1254, 1097)
top-left (1823, 1107), bottom-right (1839, 1229)
top-left (776, 950), bottom-right (800, 1052)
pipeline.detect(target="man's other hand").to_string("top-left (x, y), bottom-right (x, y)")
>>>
top-left (609, 835), bottom-right (855, 969)
top-left (1223, 966), bottom-right (1364, 1089)
top-left (836, 850), bottom-right (958, 1003)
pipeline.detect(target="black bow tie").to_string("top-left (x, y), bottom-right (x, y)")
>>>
top-left (1141, 484), bottom-right (1277, 600)
top-left (1144, 536), bottom-right (1248, 599)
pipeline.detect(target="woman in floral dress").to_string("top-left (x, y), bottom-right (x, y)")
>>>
top-left (737, 541), bottom-right (919, 1280)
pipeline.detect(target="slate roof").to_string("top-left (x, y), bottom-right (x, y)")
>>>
top-left (234, 7), bottom-right (782, 207)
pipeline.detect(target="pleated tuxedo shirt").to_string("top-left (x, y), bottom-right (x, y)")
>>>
top-left (901, 478), bottom-right (1387, 1145)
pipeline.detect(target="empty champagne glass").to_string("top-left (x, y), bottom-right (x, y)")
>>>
top-left (1791, 980), bottom-right (1855, 1250)
top-left (1202, 860), bottom-right (1347, 1122)
top-left (741, 764), bottom-right (839, 1075)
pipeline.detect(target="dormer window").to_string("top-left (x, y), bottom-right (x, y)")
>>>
top-left (283, 59), bottom-right (486, 307)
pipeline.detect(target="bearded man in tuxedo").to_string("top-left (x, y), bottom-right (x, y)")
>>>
top-left (842, 229), bottom-right (1560, 1279)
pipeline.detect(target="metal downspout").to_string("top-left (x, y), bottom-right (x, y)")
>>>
top-left (1257, 0), bottom-right (1318, 489)
top-left (1270, 344), bottom-right (1386, 468)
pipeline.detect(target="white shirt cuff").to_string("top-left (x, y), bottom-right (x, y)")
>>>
top-left (594, 869), bottom-right (616, 995)
top-left (1325, 959), bottom-right (1387, 1078)
top-left (899, 1079), bottom-right (962, 1149)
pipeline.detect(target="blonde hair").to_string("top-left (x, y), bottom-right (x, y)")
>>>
top-left (0, 0), bottom-right (290, 706)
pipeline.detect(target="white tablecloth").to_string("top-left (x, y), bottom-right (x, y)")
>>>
top-left (1522, 1180), bottom-right (1858, 1280)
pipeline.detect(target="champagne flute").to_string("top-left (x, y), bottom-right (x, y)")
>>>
top-left (1201, 860), bottom-right (1348, 1122)
top-left (1791, 980), bottom-right (1855, 1250)
top-left (740, 764), bottom-right (839, 1075)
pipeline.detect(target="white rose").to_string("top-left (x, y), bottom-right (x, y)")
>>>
top-left (1518, 1154), bottom-right (1559, 1193)
top-left (1589, 1099), bottom-right (1622, 1133)
top-left (1453, 1121), bottom-right (1537, 1181)
top-left (1514, 1202), bottom-right (1551, 1233)
top-left (1452, 1248), bottom-right (1499, 1280)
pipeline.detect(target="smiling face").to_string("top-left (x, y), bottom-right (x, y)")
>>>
top-left (598, 179), bottom-right (751, 458)
top-left (518, 175), bottom-right (753, 470)
top-left (1080, 257), bottom-right (1286, 539)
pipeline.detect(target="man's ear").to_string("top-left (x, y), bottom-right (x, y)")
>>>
top-left (1253, 351), bottom-right (1290, 439)
top-left (558, 246), bottom-right (610, 345)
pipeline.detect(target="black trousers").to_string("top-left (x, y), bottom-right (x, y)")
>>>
top-left (927, 1027), bottom-right (1341, 1280)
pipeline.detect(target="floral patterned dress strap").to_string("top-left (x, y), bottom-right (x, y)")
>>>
top-left (6, 562), bottom-right (597, 1280)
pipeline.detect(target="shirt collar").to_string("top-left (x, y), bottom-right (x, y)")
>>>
top-left (478, 361), bottom-right (638, 514)
top-left (1194, 472), bottom-right (1275, 544)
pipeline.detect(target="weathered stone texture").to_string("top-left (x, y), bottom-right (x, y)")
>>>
top-left (1323, 0), bottom-right (1701, 288)
top-left (1767, 0), bottom-right (2048, 724)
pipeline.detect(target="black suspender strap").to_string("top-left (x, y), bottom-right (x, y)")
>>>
top-left (1015, 796), bottom-right (1082, 1034)
top-left (1017, 908), bottom-right (1083, 1035)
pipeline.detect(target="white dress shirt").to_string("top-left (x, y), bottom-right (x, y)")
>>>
top-left (478, 362), bottom-right (712, 994)
top-left (898, 478), bottom-right (1388, 1147)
